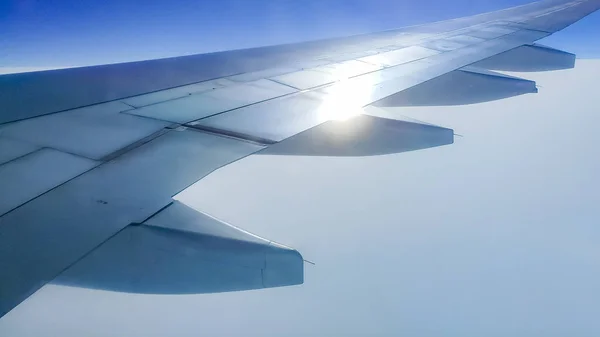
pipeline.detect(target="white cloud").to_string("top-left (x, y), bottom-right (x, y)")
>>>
top-left (0, 66), bottom-right (70, 75)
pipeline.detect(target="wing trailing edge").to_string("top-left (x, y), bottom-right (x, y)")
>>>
top-left (262, 114), bottom-right (454, 157)
top-left (372, 67), bottom-right (538, 107)
top-left (54, 201), bottom-right (304, 294)
top-left (472, 44), bottom-right (577, 72)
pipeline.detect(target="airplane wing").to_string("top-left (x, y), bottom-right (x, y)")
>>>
top-left (1, 0), bottom-right (599, 318)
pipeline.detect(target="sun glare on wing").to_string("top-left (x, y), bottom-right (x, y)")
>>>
top-left (317, 70), bottom-right (378, 121)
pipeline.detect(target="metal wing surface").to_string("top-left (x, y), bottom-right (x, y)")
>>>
top-left (1, 0), bottom-right (599, 318)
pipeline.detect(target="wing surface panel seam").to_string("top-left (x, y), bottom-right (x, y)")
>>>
top-left (0, 155), bottom-right (99, 218)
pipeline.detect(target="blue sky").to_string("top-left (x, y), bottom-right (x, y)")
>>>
top-left (1, 0), bottom-right (599, 69)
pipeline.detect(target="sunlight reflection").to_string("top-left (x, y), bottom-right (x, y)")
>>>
top-left (317, 71), bottom-right (378, 122)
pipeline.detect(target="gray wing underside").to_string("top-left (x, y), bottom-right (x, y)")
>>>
top-left (1, 0), bottom-right (599, 319)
